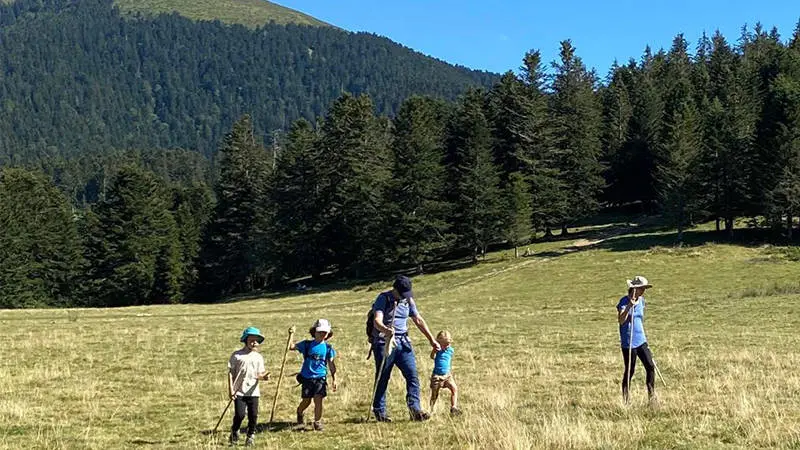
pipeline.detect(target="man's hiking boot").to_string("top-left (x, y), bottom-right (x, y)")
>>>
top-left (409, 409), bottom-right (430, 421)
top-left (373, 411), bottom-right (392, 422)
top-left (244, 434), bottom-right (255, 446)
top-left (228, 431), bottom-right (239, 446)
top-left (313, 421), bottom-right (324, 431)
top-left (450, 406), bottom-right (462, 417)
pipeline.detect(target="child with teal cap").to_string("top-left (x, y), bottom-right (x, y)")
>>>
top-left (228, 326), bottom-right (270, 446)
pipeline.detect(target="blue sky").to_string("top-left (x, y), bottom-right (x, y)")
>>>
top-left (277, 0), bottom-right (799, 76)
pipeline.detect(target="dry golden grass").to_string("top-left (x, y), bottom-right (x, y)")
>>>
top-left (1, 226), bottom-right (800, 449)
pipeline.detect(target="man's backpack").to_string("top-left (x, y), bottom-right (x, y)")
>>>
top-left (366, 308), bottom-right (376, 345)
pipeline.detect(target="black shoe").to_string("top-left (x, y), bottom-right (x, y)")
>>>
top-left (228, 431), bottom-right (239, 446)
top-left (409, 409), bottom-right (430, 421)
top-left (450, 407), bottom-right (462, 417)
top-left (373, 411), bottom-right (393, 422)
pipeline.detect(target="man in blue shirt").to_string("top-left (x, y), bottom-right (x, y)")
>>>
top-left (617, 275), bottom-right (657, 404)
top-left (370, 275), bottom-right (440, 422)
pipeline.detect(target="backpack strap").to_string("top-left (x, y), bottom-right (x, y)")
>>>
top-left (303, 340), bottom-right (329, 366)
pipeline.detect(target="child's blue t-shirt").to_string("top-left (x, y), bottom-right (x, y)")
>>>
top-left (433, 346), bottom-right (454, 375)
top-left (295, 340), bottom-right (336, 379)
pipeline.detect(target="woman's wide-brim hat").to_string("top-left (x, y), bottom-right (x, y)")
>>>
top-left (626, 275), bottom-right (652, 289)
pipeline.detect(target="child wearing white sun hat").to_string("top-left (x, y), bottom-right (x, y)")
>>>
top-left (289, 319), bottom-right (337, 431)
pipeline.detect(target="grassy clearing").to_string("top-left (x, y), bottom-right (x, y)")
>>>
top-left (113, 0), bottom-right (329, 28)
top-left (1, 224), bottom-right (800, 449)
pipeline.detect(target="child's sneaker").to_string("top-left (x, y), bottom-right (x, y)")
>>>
top-left (450, 406), bottom-right (462, 417)
top-left (228, 431), bottom-right (239, 446)
top-left (244, 434), bottom-right (255, 446)
top-left (313, 421), bottom-right (324, 431)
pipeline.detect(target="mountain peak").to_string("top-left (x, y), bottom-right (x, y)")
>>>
top-left (114, 0), bottom-right (330, 28)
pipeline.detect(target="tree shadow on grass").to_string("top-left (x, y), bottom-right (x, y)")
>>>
top-left (526, 227), bottom-right (792, 259)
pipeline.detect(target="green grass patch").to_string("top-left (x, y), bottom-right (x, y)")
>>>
top-left (1, 224), bottom-right (800, 448)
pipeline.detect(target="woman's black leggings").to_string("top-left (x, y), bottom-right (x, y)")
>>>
top-left (621, 343), bottom-right (655, 398)
top-left (232, 396), bottom-right (259, 436)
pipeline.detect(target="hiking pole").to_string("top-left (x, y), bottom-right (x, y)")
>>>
top-left (653, 356), bottom-right (667, 387)
top-left (213, 370), bottom-right (244, 434)
top-left (269, 326), bottom-right (295, 424)
top-left (624, 297), bottom-right (635, 405)
top-left (365, 298), bottom-right (400, 422)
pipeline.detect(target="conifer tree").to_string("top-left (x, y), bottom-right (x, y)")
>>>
top-left (386, 96), bottom-right (452, 272)
top-left (446, 89), bottom-right (503, 260)
top-left (0, 168), bottom-right (83, 308)
top-left (316, 94), bottom-right (392, 277)
top-left (269, 118), bottom-right (326, 279)
top-left (85, 165), bottom-right (181, 306)
top-left (550, 40), bottom-right (604, 231)
top-left (196, 115), bottom-right (271, 299)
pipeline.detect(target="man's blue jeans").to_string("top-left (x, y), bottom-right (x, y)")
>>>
top-left (372, 335), bottom-right (421, 414)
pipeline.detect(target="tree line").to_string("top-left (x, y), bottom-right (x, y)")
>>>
top-left (2, 24), bottom-right (800, 308)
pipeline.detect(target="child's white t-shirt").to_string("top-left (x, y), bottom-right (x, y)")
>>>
top-left (228, 349), bottom-right (266, 397)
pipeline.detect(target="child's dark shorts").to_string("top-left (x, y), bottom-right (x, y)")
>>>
top-left (299, 376), bottom-right (327, 398)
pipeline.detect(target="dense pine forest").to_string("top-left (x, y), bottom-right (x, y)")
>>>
top-left (0, 0), bottom-right (496, 164)
top-left (1, 0), bottom-right (800, 308)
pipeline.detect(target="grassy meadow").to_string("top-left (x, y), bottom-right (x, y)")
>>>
top-left (1, 221), bottom-right (800, 449)
top-left (113, 0), bottom-right (329, 28)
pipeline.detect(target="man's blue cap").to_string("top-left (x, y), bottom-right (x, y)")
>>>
top-left (393, 275), bottom-right (413, 299)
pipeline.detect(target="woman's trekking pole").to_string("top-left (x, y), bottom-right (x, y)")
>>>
top-left (624, 297), bottom-right (635, 404)
top-left (365, 298), bottom-right (399, 422)
top-left (269, 326), bottom-right (296, 424)
top-left (653, 358), bottom-right (667, 387)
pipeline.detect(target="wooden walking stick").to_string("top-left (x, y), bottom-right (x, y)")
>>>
top-left (365, 297), bottom-right (400, 422)
top-left (269, 326), bottom-right (296, 424)
top-left (213, 370), bottom-right (243, 434)
top-left (213, 397), bottom-right (234, 434)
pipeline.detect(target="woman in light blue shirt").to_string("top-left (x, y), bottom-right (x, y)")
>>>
top-left (617, 276), bottom-right (656, 404)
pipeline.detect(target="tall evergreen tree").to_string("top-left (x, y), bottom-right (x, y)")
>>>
top-left (503, 171), bottom-right (534, 257)
top-left (699, 33), bottom-right (757, 236)
top-left (387, 96), bottom-right (452, 272)
top-left (550, 40), bottom-right (604, 231)
top-left (447, 89), bottom-right (503, 260)
top-left (85, 165), bottom-right (182, 306)
top-left (316, 94), bottom-right (392, 277)
top-left (765, 26), bottom-right (800, 236)
top-left (601, 61), bottom-right (635, 206)
top-left (618, 48), bottom-right (666, 211)
top-left (487, 50), bottom-right (560, 233)
top-left (0, 168), bottom-right (83, 308)
top-left (269, 118), bottom-right (326, 279)
top-left (196, 115), bottom-right (271, 299)
top-left (657, 35), bottom-right (703, 240)
top-left (172, 183), bottom-right (213, 294)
